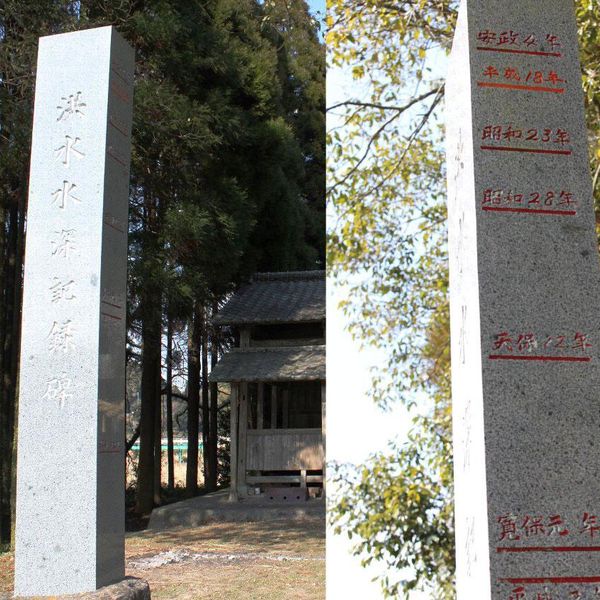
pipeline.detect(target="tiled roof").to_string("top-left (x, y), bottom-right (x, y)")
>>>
top-left (209, 345), bottom-right (325, 382)
top-left (213, 271), bottom-right (325, 326)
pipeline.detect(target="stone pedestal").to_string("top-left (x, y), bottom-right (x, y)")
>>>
top-left (8, 578), bottom-right (151, 600)
top-left (14, 27), bottom-right (134, 596)
top-left (447, 1), bottom-right (600, 597)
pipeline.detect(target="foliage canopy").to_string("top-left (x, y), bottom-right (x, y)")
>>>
top-left (0, 0), bottom-right (324, 540)
top-left (327, 1), bottom-right (600, 597)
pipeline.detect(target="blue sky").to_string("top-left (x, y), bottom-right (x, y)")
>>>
top-left (307, 0), bottom-right (325, 41)
top-left (308, 0), bottom-right (326, 18)
top-left (305, 0), bottom-right (420, 595)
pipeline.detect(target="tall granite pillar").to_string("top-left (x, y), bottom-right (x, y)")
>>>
top-left (14, 26), bottom-right (134, 595)
top-left (447, 1), bottom-right (600, 598)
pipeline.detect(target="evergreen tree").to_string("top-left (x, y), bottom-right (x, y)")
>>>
top-left (0, 0), bottom-right (325, 527)
top-left (263, 0), bottom-right (326, 267)
top-left (0, 0), bottom-right (81, 548)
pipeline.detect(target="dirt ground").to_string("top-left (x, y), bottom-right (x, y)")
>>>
top-left (0, 518), bottom-right (325, 600)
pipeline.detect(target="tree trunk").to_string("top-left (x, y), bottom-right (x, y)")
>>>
top-left (10, 189), bottom-right (25, 547)
top-left (0, 190), bottom-right (25, 546)
top-left (0, 206), bottom-right (16, 546)
top-left (207, 302), bottom-right (219, 491)
top-left (153, 341), bottom-right (162, 506)
top-left (135, 196), bottom-right (162, 515)
top-left (201, 309), bottom-right (210, 489)
top-left (186, 303), bottom-right (201, 495)
top-left (166, 317), bottom-right (175, 492)
top-left (136, 303), bottom-right (161, 515)
top-left (0, 205), bottom-right (7, 546)
top-left (0, 205), bottom-right (11, 547)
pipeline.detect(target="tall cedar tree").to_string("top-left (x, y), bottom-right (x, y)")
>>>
top-left (0, 0), bottom-right (81, 547)
top-left (0, 0), bottom-right (325, 528)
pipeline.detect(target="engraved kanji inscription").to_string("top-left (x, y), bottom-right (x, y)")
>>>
top-left (47, 320), bottom-right (76, 354)
top-left (42, 373), bottom-right (73, 409)
top-left (476, 30), bottom-right (562, 54)
top-left (54, 135), bottom-right (84, 167)
top-left (495, 510), bottom-right (600, 545)
top-left (56, 92), bottom-right (86, 121)
top-left (482, 188), bottom-right (577, 216)
top-left (49, 278), bottom-right (75, 304)
top-left (490, 331), bottom-right (593, 362)
top-left (51, 181), bottom-right (80, 209)
top-left (50, 229), bottom-right (77, 258)
top-left (478, 65), bottom-right (567, 95)
top-left (481, 125), bottom-right (571, 146)
top-left (498, 514), bottom-right (521, 542)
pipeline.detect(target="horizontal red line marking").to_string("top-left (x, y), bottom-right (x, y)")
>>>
top-left (109, 118), bottom-right (130, 138)
top-left (99, 449), bottom-right (122, 454)
top-left (101, 300), bottom-right (123, 310)
top-left (101, 312), bottom-right (122, 321)
top-left (476, 46), bottom-right (562, 57)
top-left (103, 220), bottom-right (125, 233)
top-left (477, 81), bottom-right (565, 94)
top-left (107, 148), bottom-right (127, 167)
top-left (500, 576), bottom-right (600, 584)
top-left (481, 145), bottom-right (572, 155)
top-left (111, 64), bottom-right (131, 86)
top-left (498, 546), bottom-right (600, 553)
top-left (489, 354), bottom-right (591, 363)
top-left (482, 206), bottom-right (577, 216)
top-left (110, 82), bottom-right (131, 104)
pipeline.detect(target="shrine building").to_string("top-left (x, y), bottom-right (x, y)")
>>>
top-left (210, 271), bottom-right (326, 501)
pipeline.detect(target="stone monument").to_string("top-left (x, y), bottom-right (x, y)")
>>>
top-left (447, 1), bottom-right (600, 598)
top-left (14, 27), bottom-right (135, 596)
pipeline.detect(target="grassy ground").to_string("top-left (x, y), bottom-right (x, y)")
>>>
top-left (0, 518), bottom-right (324, 600)
top-left (0, 550), bottom-right (13, 596)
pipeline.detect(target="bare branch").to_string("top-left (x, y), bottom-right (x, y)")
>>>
top-left (327, 88), bottom-right (442, 197)
top-left (327, 88), bottom-right (440, 115)
top-left (331, 84), bottom-right (444, 227)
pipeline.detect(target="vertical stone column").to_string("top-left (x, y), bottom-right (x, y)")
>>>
top-left (237, 382), bottom-right (248, 497)
top-left (321, 380), bottom-right (326, 496)
top-left (15, 26), bottom-right (133, 596)
top-left (229, 383), bottom-right (239, 502)
top-left (447, 1), bottom-right (600, 598)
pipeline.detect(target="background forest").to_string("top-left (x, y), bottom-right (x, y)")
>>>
top-left (0, 0), bottom-right (324, 545)
top-left (327, 1), bottom-right (600, 598)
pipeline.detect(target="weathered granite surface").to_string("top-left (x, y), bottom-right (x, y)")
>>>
top-left (447, 1), bottom-right (600, 598)
top-left (3, 578), bottom-right (150, 600)
top-left (14, 27), bottom-right (133, 596)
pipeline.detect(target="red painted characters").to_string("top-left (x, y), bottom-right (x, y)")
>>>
top-left (490, 331), bottom-right (592, 362)
top-left (476, 30), bottom-right (562, 56)
top-left (481, 188), bottom-right (576, 216)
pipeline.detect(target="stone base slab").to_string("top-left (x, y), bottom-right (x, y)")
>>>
top-left (149, 488), bottom-right (324, 530)
top-left (6, 578), bottom-right (150, 600)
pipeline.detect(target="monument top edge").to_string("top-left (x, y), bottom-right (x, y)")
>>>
top-left (39, 25), bottom-right (123, 44)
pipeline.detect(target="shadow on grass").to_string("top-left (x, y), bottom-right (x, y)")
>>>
top-left (126, 484), bottom-right (217, 532)
top-left (126, 517), bottom-right (325, 555)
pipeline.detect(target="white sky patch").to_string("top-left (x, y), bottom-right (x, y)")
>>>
top-left (326, 68), bottom-right (428, 600)
top-left (325, 19), bottom-right (451, 597)
top-left (326, 280), bottom-right (411, 599)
